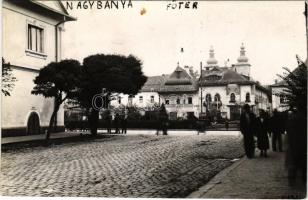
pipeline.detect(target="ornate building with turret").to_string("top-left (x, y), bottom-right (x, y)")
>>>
top-left (199, 44), bottom-right (270, 120)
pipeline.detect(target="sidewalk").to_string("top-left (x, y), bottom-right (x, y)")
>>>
top-left (1, 131), bottom-right (83, 145)
top-left (188, 149), bottom-right (306, 199)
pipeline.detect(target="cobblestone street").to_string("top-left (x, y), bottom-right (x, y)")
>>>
top-left (1, 133), bottom-right (244, 197)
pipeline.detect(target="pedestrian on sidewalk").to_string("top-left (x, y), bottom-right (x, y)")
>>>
top-left (270, 109), bottom-right (284, 152)
top-left (121, 114), bottom-right (127, 134)
top-left (225, 117), bottom-right (229, 131)
top-left (156, 103), bottom-right (168, 135)
top-left (256, 109), bottom-right (270, 157)
top-left (240, 104), bottom-right (256, 159)
top-left (285, 108), bottom-right (307, 186)
top-left (114, 113), bottom-right (120, 134)
top-left (104, 110), bottom-right (112, 134)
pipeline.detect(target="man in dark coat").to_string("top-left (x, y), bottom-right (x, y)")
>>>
top-left (114, 113), bottom-right (120, 134)
top-left (270, 109), bottom-right (283, 152)
top-left (156, 104), bottom-right (168, 135)
top-left (104, 110), bottom-right (112, 134)
top-left (285, 109), bottom-right (307, 185)
top-left (256, 109), bottom-right (270, 157)
top-left (240, 104), bottom-right (256, 158)
top-left (121, 114), bottom-right (127, 134)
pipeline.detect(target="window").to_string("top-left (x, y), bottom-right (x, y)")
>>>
top-left (176, 98), bottom-right (180, 104)
top-left (205, 75), bottom-right (221, 81)
top-left (165, 99), bottom-right (169, 105)
top-left (128, 95), bottom-right (134, 105)
top-left (245, 93), bottom-right (251, 102)
top-left (214, 93), bottom-right (221, 102)
top-left (280, 94), bottom-right (287, 104)
top-left (230, 93), bottom-right (236, 103)
top-left (118, 96), bottom-right (121, 104)
top-left (28, 24), bottom-right (44, 53)
top-left (169, 112), bottom-right (177, 120)
top-left (188, 97), bottom-right (193, 104)
top-left (139, 96), bottom-right (143, 103)
top-left (150, 95), bottom-right (154, 103)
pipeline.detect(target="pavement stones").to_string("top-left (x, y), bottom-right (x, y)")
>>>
top-left (1, 134), bottom-right (244, 197)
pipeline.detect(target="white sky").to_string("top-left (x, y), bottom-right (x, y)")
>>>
top-left (62, 1), bottom-right (307, 85)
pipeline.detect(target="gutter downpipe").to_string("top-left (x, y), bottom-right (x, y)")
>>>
top-left (200, 62), bottom-right (203, 116)
top-left (53, 16), bottom-right (67, 130)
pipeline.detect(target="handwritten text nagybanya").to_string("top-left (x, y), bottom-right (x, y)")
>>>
top-left (65, 1), bottom-right (198, 10)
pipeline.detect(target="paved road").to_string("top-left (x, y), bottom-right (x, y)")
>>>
top-left (1, 133), bottom-right (244, 197)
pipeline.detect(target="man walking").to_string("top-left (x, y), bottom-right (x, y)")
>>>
top-left (121, 114), bottom-right (127, 134)
top-left (240, 104), bottom-right (256, 158)
top-left (270, 109), bottom-right (283, 152)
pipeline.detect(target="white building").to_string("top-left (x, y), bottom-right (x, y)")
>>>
top-left (159, 66), bottom-right (199, 120)
top-left (199, 45), bottom-right (270, 120)
top-left (2, 0), bottom-right (76, 136)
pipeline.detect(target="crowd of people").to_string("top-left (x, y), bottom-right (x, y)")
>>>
top-left (104, 111), bottom-right (127, 134)
top-left (240, 104), bottom-right (307, 185)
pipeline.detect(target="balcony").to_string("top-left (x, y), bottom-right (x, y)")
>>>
top-left (165, 104), bottom-right (194, 108)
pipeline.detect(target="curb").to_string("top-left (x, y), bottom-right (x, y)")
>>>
top-left (187, 156), bottom-right (247, 198)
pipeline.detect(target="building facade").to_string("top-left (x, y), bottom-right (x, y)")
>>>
top-left (199, 45), bottom-right (270, 120)
top-left (2, 0), bottom-right (75, 136)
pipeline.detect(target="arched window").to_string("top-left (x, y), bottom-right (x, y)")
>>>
top-left (205, 94), bottom-right (212, 103)
top-left (214, 93), bottom-right (221, 102)
top-left (230, 93), bottom-right (236, 103)
top-left (176, 97), bottom-right (181, 104)
top-left (245, 92), bottom-right (250, 102)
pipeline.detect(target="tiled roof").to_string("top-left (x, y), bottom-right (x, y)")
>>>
top-left (199, 68), bottom-right (252, 86)
top-left (160, 66), bottom-right (198, 93)
top-left (140, 76), bottom-right (167, 92)
top-left (271, 80), bottom-right (287, 87)
top-left (165, 66), bottom-right (193, 85)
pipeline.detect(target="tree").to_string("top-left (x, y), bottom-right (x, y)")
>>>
top-left (74, 54), bottom-right (147, 135)
top-left (2, 58), bottom-right (17, 96)
top-left (32, 59), bottom-right (81, 141)
top-left (278, 56), bottom-right (307, 116)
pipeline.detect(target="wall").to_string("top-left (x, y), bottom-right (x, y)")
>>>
top-left (2, 1), bottom-right (65, 134)
top-left (110, 92), bottom-right (161, 108)
top-left (160, 93), bottom-right (199, 118)
top-left (2, 1), bottom-right (60, 70)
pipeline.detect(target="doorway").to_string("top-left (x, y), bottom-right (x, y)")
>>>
top-left (27, 112), bottom-right (40, 135)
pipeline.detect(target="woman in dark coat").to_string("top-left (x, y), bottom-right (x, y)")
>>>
top-left (256, 109), bottom-right (270, 157)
